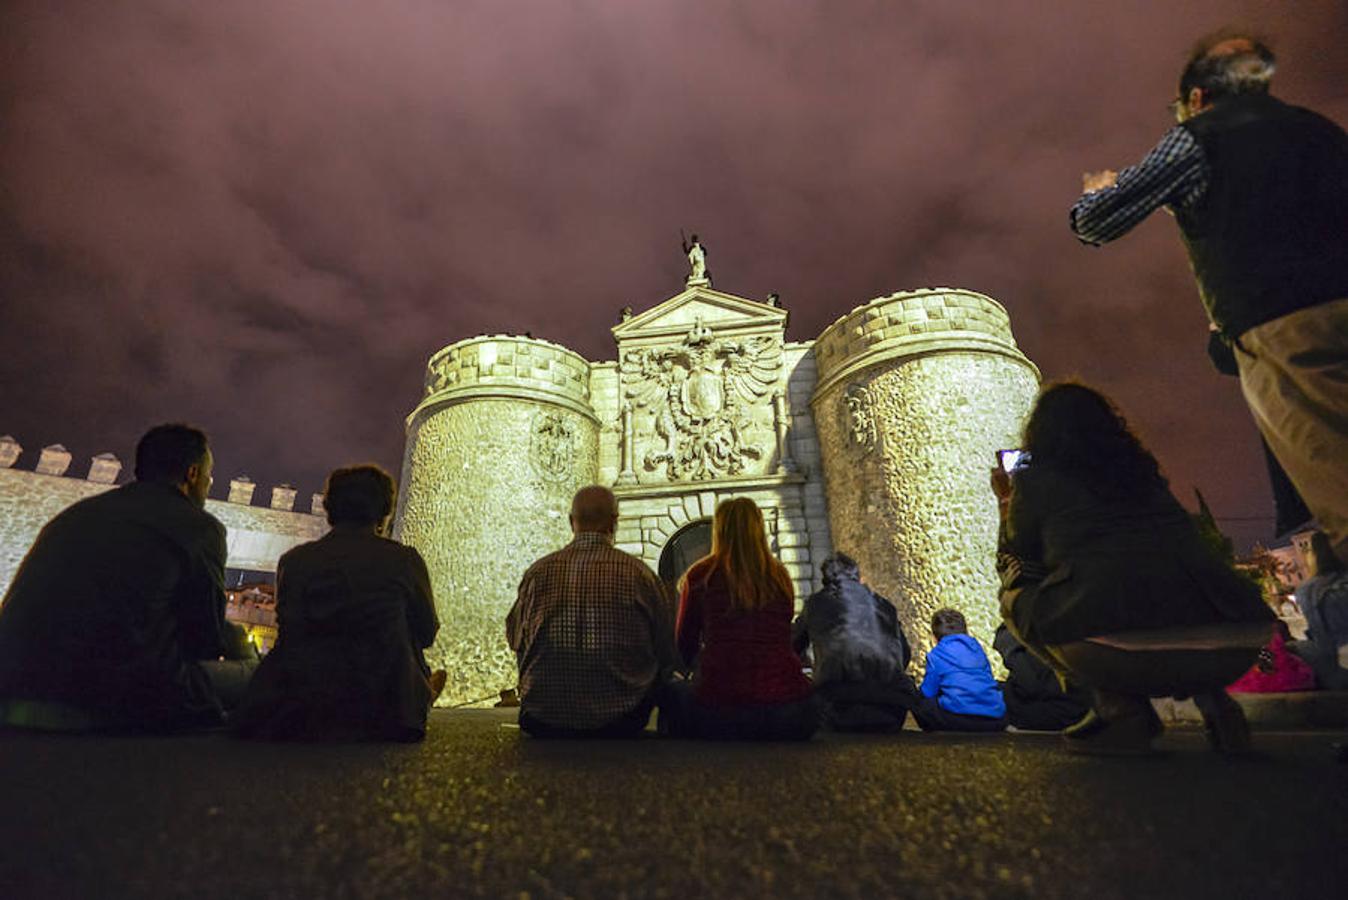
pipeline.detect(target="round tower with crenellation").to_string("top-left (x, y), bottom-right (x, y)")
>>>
top-left (811, 288), bottom-right (1040, 663)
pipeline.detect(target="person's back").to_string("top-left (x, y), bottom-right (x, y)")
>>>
top-left (797, 555), bottom-right (909, 687)
top-left (666, 497), bottom-right (816, 740)
top-left (1175, 93), bottom-right (1348, 337)
top-left (508, 486), bottom-right (671, 736)
top-left (0, 425), bottom-right (232, 730)
top-left (1005, 463), bottom-right (1270, 646)
top-left (233, 525), bottom-right (440, 741)
top-left (922, 634), bottom-right (1006, 719)
top-left (679, 559), bottom-right (808, 707)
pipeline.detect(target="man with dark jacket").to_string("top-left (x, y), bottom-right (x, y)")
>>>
top-left (794, 553), bottom-right (914, 731)
top-left (1069, 32), bottom-right (1348, 564)
top-left (0, 424), bottom-right (253, 731)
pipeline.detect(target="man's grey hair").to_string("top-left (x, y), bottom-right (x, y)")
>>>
top-left (1179, 32), bottom-right (1276, 102)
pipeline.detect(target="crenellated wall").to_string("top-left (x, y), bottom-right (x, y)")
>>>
top-left (0, 455), bottom-right (328, 600)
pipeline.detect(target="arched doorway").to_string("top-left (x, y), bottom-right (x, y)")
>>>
top-left (658, 519), bottom-right (712, 586)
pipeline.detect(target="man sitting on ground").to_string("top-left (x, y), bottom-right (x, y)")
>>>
top-left (507, 485), bottom-right (675, 737)
top-left (0, 424), bottom-right (256, 732)
top-left (793, 553), bottom-right (914, 732)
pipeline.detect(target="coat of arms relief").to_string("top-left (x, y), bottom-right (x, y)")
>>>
top-left (620, 318), bottom-right (783, 481)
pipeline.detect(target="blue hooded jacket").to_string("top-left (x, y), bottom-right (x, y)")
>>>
top-left (920, 634), bottom-right (1006, 718)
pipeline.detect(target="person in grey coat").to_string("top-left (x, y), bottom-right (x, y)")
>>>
top-left (793, 553), bottom-right (914, 731)
top-left (233, 465), bottom-right (444, 742)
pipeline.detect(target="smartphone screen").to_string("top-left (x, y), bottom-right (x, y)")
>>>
top-left (996, 449), bottom-right (1030, 473)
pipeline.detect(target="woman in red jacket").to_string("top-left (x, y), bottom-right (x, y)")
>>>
top-left (667, 498), bottom-right (817, 740)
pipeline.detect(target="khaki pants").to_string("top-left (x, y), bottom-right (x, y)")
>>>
top-left (1236, 297), bottom-right (1348, 562)
top-left (1045, 642), bottom-right (1257, 699)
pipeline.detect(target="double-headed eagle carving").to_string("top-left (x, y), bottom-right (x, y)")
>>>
top-left (620, 318), bottom-right (783, 480)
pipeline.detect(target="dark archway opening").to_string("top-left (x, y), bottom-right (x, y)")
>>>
top-left (658, 519), bottom-right (712, 586)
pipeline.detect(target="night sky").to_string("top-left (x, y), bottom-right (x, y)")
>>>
top-left (2, 1), bottom-right (1345, 551)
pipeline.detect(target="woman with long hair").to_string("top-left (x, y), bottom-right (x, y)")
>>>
top-left (668, 498), bottom-right (817, 740)
top-left (995, 382), bottom-right (1273, 755)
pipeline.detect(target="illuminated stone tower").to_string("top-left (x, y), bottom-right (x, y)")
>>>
top-left (395, 336), bottom-right (600, 705)
top-left (811, 289), bottom-right (1040, 662)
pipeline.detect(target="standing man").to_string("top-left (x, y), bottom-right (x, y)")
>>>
top-left (1069, 33), bottom-right (1348, 563)
top-left (507, 485), bottom-right (675, 737)
top-left (0, 424), bottom-right (256, 731)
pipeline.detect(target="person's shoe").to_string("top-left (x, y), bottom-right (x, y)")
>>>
top-left (1193, 690), bottom-right (1251, 755)
top-left (1065, 695), bottom-right (1163, 740)
top-left (1062, 712), bottom-right (1157, 756)
top-left (428, 670), bottom-right (448, 705)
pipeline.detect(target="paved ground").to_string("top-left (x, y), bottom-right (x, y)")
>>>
top-left (2, 709), bottom-right (1346, 899)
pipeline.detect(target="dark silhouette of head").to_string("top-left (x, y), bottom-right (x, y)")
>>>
top-left (324, 464), bottom-right (396, 530)
top-left (134, 424), bottom-right (212, 506)
top-left (1179, 31), bottom-right (1276, 105)
top-left (1022, 381), bottom-right (1167, 499)
top-left (570, 485), bottom-right (618, 536)
top-left (821, 552), bottom-right (860, 586)
top-left (931, 608), bottom-right (967, 639)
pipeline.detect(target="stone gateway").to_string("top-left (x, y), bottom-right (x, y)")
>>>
top-left (395, 284), bottom-right (1039, 705)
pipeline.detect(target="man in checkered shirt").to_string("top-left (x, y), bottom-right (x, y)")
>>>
top-left (507, 486), bottom-right (676, 737)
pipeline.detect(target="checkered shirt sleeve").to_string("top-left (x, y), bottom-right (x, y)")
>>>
top-left (507, 533), bottom-right (674, 730)
top-left (1070, 126), bottom-right (1209, 245)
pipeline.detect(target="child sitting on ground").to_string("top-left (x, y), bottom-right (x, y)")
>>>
top-left (900, 609), bottom-right (1006, 732)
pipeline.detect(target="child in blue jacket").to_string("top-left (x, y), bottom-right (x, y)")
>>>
top-left (903, 609), bottom-right (1006, 732)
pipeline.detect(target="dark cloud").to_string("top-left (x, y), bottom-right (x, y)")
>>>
top-left (2, 0), bottom-right (1345, 549)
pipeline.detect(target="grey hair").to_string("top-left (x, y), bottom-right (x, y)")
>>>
top-left (1179, 33), bottom-right (1276, 102)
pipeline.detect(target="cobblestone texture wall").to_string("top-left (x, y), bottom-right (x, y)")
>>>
top-left (0, 467), bottom-right (328, 599)
top-left (813, 289), bottom-right (1040, 665)
top-left (396, 336), bottom-right (599, 706)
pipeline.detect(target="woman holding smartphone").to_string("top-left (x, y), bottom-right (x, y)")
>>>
top-left (993, 382), bottom-right (1273, 755)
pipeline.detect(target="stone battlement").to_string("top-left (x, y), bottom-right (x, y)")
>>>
top-left (0, 437), bottom-right (329, 597)
top-left (813, 288), bottom-right (1033, 394)
top-left (413, 335), bottom-right (595, 425)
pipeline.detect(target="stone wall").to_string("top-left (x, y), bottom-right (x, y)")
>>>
top-left (0, 466), bottom-right (328, 599)
top-left (812, 289), bottom-right (1040, 662)
top-left (396, 335), bottom-right (600, 706)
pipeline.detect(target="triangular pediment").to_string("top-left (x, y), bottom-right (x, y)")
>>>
top-left (612, 286), bottom-right (788, 344)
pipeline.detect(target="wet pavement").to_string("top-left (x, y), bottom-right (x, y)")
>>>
top-left (2, 708), bottom-right (1345, 899)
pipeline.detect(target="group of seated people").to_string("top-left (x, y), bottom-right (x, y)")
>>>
top-left (0, 382), bottom-right (1343, 757)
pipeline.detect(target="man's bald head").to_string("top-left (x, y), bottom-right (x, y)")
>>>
top-left (570, 485), bottom-right (618, 535)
